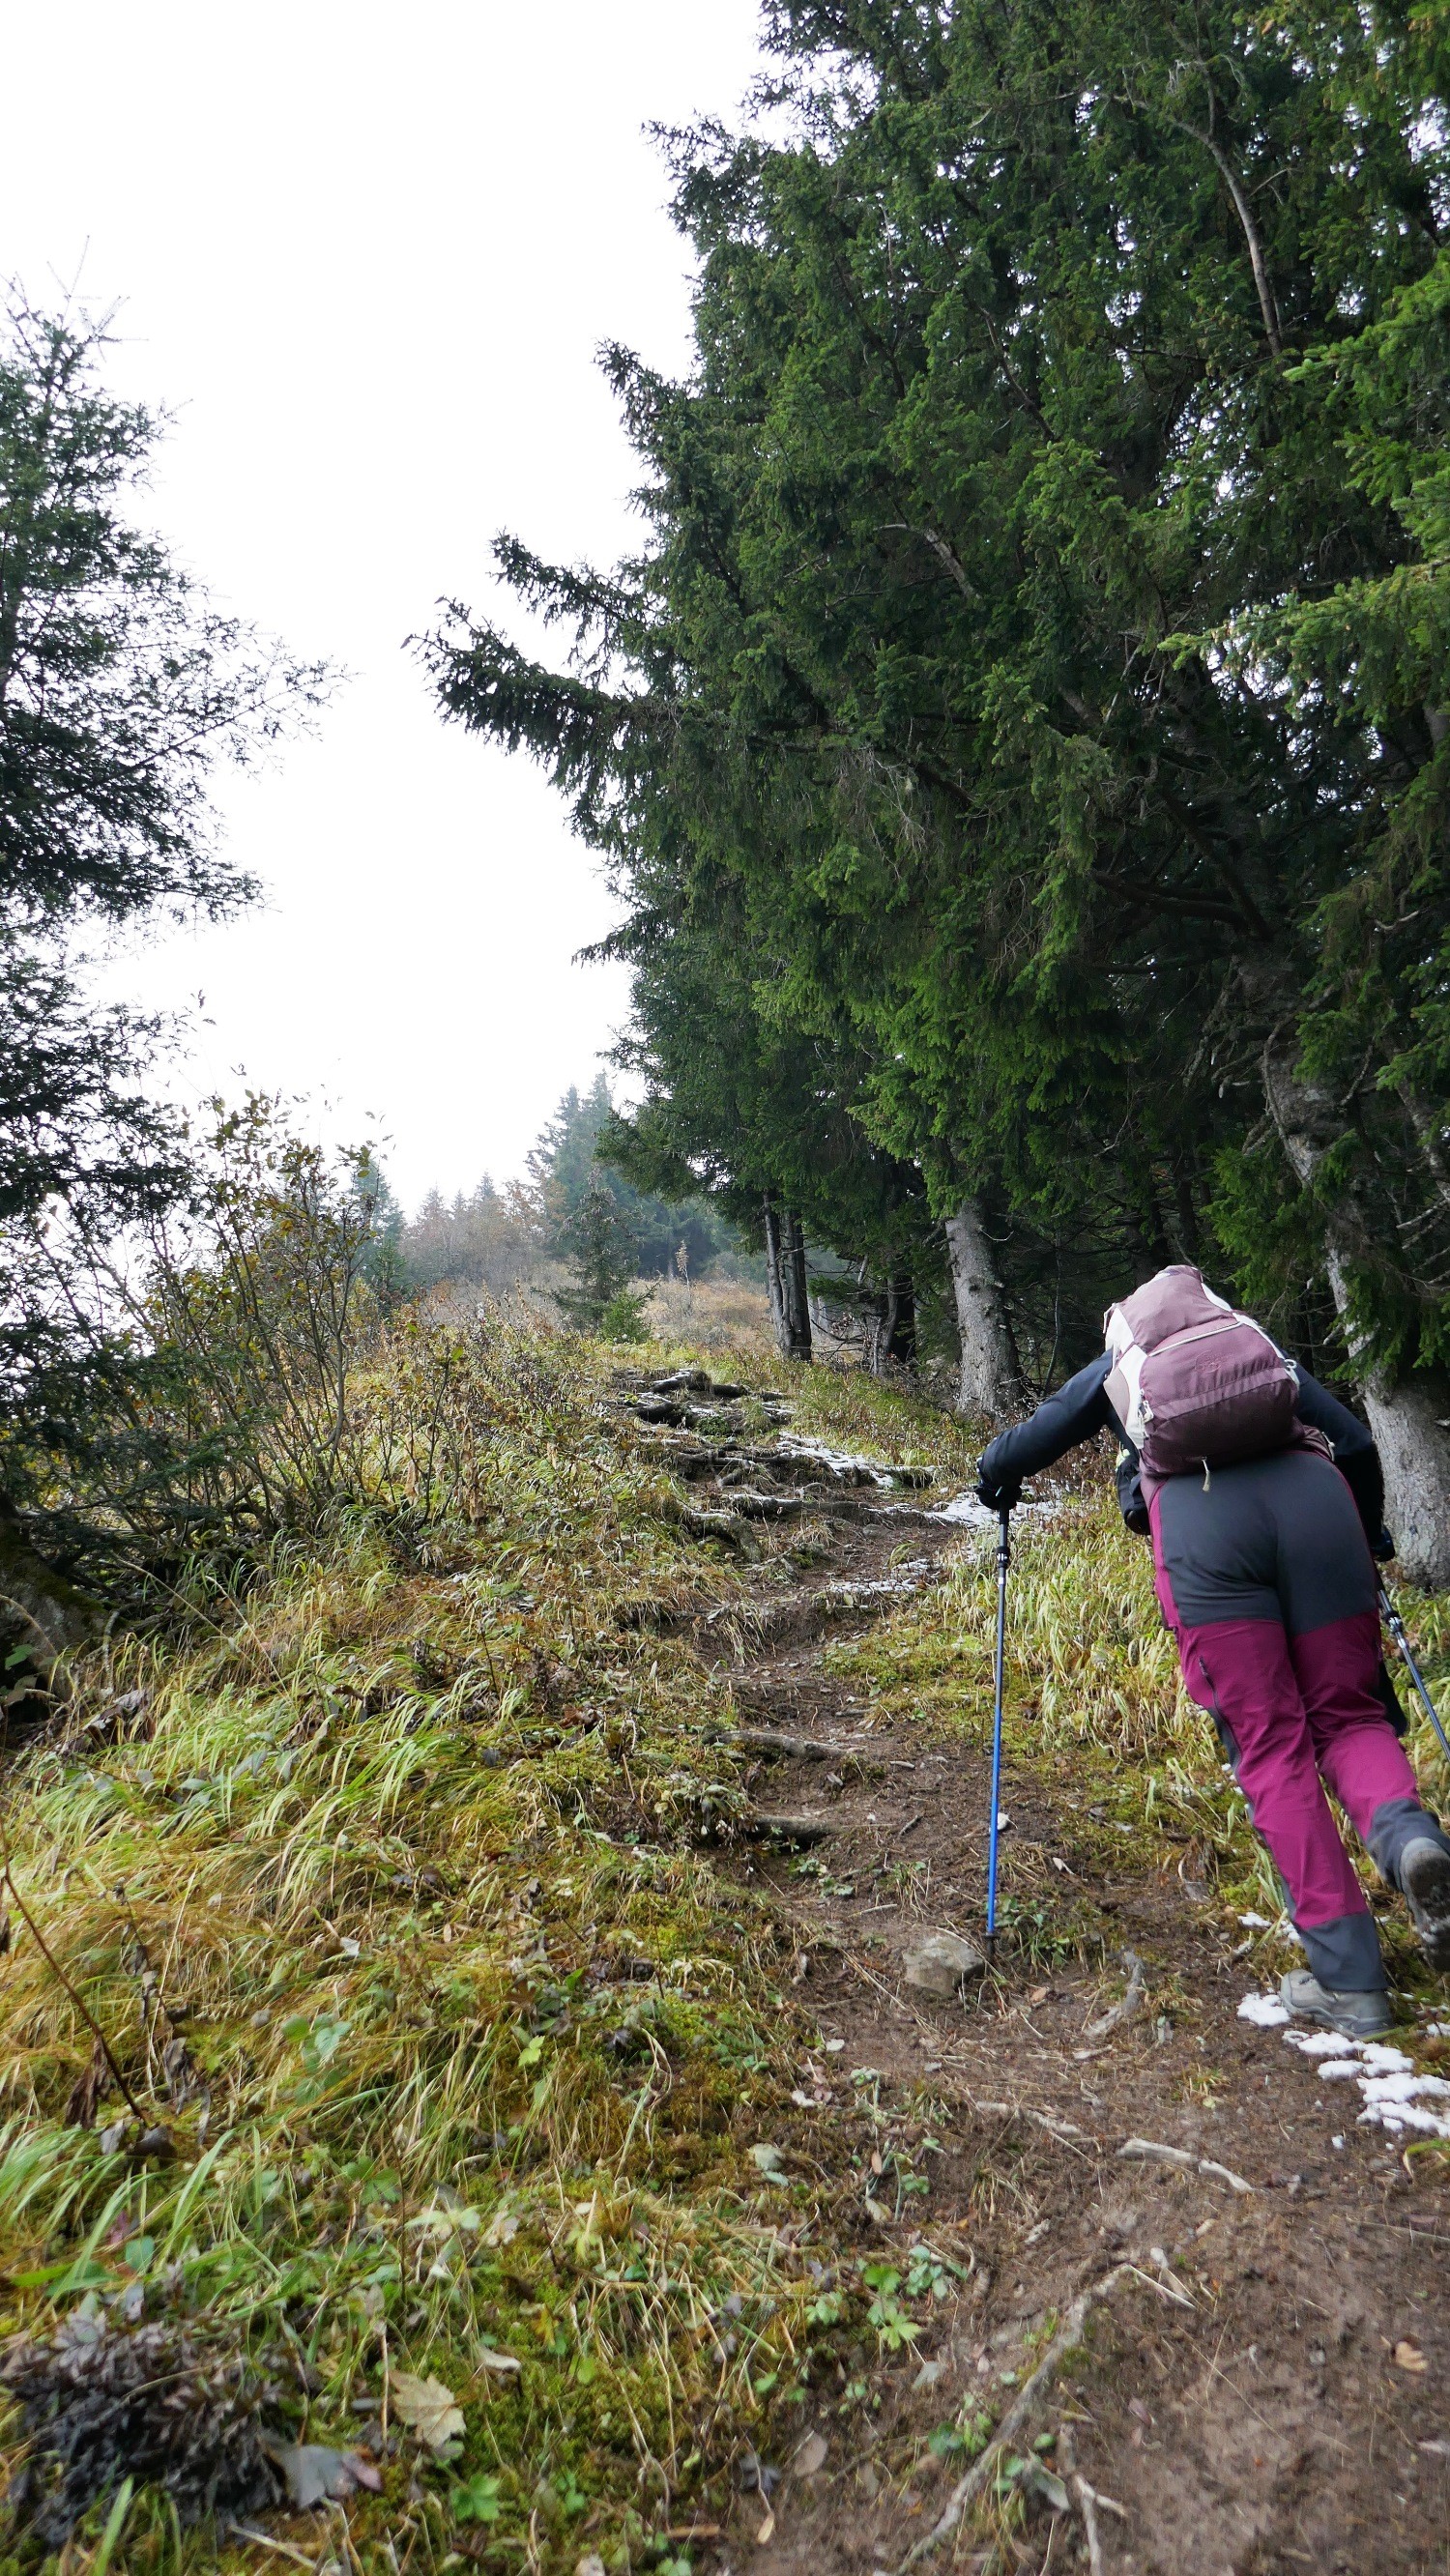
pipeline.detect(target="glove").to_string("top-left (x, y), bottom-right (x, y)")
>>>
top-left (1376, 1525), bottom-right (1397, 1562)
top-left (975, 1472), bottom-right (1022, 1514)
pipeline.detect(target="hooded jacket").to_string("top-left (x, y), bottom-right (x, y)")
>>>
top-left (977, 1351), bottom-right (1387, 1551)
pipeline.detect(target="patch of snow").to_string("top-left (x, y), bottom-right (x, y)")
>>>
top-left (820, 1561), bottom-right (940, 1606)
top-left (1426, 2021), bottom-right (1450, 2037)
top-left (775, 1434), bottom-right (926, 1491)
top-left (1359, 2099), bottom-right (1450, 2138)
top-left (1238, 1992), bottom-right (1290, 2027)
top-left (1272, 2017), bottom-right (1450, 2139)
top-left (1358, 2043), bottom-right (1415, 2074)
top-left (1237, 1911), bottom-right (1272, 1928)
top-left (931, 1491), bottom-right (1059, 1526)
top-left (1362, 2070), bottom-right (1450, 2105)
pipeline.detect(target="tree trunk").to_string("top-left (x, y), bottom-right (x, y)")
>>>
top-left (781, 1210), bottom-right (813, 1361)
top-left (1262, 1033), bottom-right (1450, 1587)
top-left (945, 1201), bottom-right (1022, 1420)
top-left (869, 1268), bottom-right (916, 1374)
top-left (764, 1201), bottom-right (812, 1360)
top-left (763, 1199), bottom-right (787, 1352)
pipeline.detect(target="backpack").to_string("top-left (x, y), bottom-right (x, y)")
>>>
top-left (1104, 1265), bottom-right (1309, 1484)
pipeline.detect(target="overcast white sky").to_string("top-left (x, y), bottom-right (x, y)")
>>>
top-left (0, 0), bottom-right (765, 1210)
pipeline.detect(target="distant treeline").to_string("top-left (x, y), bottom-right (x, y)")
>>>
top-left (423, 0), bottom-right (1450, 1583)
top-left (386, 1076), bottom-right (747, 1301)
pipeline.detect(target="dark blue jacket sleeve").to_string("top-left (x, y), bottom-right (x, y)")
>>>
top-left (978, 1353), bottom-right (1115, 1502)
top-left (1293, 1368), bottom-right (1386, 1548)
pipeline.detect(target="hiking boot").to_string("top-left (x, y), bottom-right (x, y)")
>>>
top-left (1280, 1969), bottom-right (1394, 2041)
top-left (1401, 1838), bottom-right (1450, 1972)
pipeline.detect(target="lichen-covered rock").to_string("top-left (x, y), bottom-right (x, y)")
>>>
top-left (902, 1931), bottom-right (985, 1999)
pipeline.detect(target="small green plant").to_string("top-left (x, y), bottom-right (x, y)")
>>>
top-left (451, 2471), bottom-right (505, 2524)
top-left (906, 2243), bottom-right (968, 2301)
top-left (557, 2468), bottom-right (589, 2516)
top-left (861, 2262), bottom-right (919, 2351)
top-left (806, 2287), bottom-right (847, 2327)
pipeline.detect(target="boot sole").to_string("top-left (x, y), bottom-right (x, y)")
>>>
top-left (1403, 1842), bottom-right (1450, 1973)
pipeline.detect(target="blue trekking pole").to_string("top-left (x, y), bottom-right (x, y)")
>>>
top-left (987, 1507), bottom-right (1011, 1958)
top-left (1380, 1582), bottom-right (1450, 1767)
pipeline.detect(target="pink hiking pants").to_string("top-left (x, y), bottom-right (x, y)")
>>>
top-left (1149, 1448), bottom-right (1437, 1992)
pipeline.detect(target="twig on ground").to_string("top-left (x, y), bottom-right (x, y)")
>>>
top-left (1058, 2430), bottom-right (1126, 2576)
top-left (713, 1726), bottom-right (847, 1760)
top-left (0, 1830), bottom-right (148, 2125)
top-left (1119, 2137), bottom-right (1254, 2194)
top-left (227, 2531), bottom-right (318, 2568)
top-left (974, 2098), bottom-right (1091, 2144)
top-left (1085, 1949), bottom-right (1146, 2039)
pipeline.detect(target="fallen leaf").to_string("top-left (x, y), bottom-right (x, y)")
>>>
top-left (483, 2208), bottom-right (519, 2247)
top-left (476, 2345), bottom-right (521, 2376)
top-left (391, 2369), bottom-right (466, 2449)
top-left (576, 2557), bottom-right (608, 2576)
top-left (756, 2504), bottom-right (776, 2545)
top-left (864, 2194), bottom-right (893, 2224)
top-left (267, 2443), bottom-right (384, 2507)
top-left (1029, 2466), bottom-right (1071, 2514)
top-left (1395, 2340), bottom-right (1429, 2373)
top-left (790, 2431), bottom-right (828, 2478)
top-left (750, 2143), bottom-right (786, 2174)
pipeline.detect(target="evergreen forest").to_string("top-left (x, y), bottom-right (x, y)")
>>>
top-left (425, 0), bottom-right (1450, 1581)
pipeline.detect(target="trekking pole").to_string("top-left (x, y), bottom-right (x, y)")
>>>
top-left (986, 1507), bottom-right (1012, 1959)
top-left (1379, 1582), bottom-right (1450, 1768)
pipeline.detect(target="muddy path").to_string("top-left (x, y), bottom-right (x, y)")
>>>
top-left (624, 1371), bottom-right (1450, 2576)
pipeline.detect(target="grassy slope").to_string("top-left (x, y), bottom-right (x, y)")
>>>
top-left (0, 1319), bottom-right (1445, 2574)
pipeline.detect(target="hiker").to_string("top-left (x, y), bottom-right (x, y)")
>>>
top-left (975, 1265), bottom-right (1450, 2041)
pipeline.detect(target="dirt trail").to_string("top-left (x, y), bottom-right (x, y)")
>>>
top-left (627, 1372), bottom-right (1450, 2576)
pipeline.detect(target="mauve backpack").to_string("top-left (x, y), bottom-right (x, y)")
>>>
top-left (1103, 1265), bottom-right (1326, 1487)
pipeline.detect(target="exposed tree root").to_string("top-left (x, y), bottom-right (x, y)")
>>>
top-left (892, 2262), bottom-right (1173, 2572)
